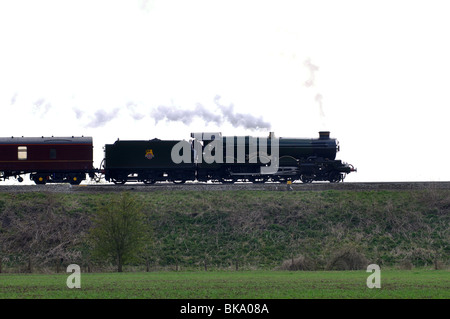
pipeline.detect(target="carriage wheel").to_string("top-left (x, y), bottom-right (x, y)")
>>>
top-left (34, 175), bottom-right (47, 185)
top-left (69, 174), bottom-right (83, 185)
top-left (70, 176), bottom-right (82, 185)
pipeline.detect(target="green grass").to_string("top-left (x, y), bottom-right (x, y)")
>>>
top-left (1, 270), bottom-right (449, 299)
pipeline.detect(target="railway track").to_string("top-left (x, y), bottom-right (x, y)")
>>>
top-left (0, 181), bottom-right (449, 193)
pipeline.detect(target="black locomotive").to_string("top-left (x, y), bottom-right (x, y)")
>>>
top-left (103, 131), bottom-right (356, 184)
top-left (0, 131), bottom-right (355, 185)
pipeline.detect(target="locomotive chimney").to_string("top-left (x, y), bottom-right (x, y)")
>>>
top-left (319, 131), bottom-right (330, 139)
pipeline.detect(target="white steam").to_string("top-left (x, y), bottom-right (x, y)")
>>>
top-left (151, 95), bottom-right (271, 131)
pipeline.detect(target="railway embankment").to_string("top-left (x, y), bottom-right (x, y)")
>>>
top-left (0, 185), bottom-right (448, 272)
top-left (1, 181), bottom-right (450, 193)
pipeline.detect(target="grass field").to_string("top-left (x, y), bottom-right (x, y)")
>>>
top-left (1, 270), bottom-right (449, 299)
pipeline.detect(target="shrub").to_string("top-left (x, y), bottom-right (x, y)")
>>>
top-left (399, 259), bottom-right (413, 270)
top-left (280, 254), bottom-right (315, 271)
top-left (326, 247), bottom-right (368, 270)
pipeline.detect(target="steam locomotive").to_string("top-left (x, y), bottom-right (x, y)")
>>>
top-left (0, 131), bottom-right (356, 185)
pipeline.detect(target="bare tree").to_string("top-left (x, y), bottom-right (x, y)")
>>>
top-left (89, 193), bottom-right (149, 272)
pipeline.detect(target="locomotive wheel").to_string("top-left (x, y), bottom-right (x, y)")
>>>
top-left (220, 177), bottom-right (236, 184)
top-left (112, 173), bottom-right (127, 184)
top-left (143, 179), bottom-right (156, 185)
top-left (250, 176), bottom-right (267, 184)
top-left (300, 175), bottom-right (313, 183)
top-left (172, 180), bottom-right (186, 184)
top-left (328, 172), bottom-right (341, 183)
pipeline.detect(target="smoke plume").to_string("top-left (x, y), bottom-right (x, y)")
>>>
top-left (126, 102), bottom-right (145, 120)
top-left (304, 58), bottom-right (319, 87)
top-left (10, 93), bottom-right (18, 105)
top-left (68, 95), bottom-right (270, 130)
top-left (304, 58), bottom-right (326, 121)
top-left (86, 108), bottom-right (120, 128)
top-left (151, 95), bottom-right (271, 130)
top-left (33, 98), bottom-right (52, 117)
top-left (213, 95), bottom-right (271, 130)
top-left (315, 93), bottom-right (325, 117)
top-left (73, 107), bottom-right (84, 120)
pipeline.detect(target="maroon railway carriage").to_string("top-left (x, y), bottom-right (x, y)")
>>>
top-left (0, 136), bottom-right (94, 185)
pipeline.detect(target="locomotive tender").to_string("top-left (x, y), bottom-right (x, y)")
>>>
top-left (0, 131), bottom-right (356, 185)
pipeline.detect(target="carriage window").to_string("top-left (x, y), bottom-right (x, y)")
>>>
top-left (18, 146), bottom-right (27, 160)
top-left (50, 148), bottom-right (56, 159)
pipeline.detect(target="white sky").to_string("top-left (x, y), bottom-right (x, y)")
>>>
top-left (1, 0), bottom-right (450, 182)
